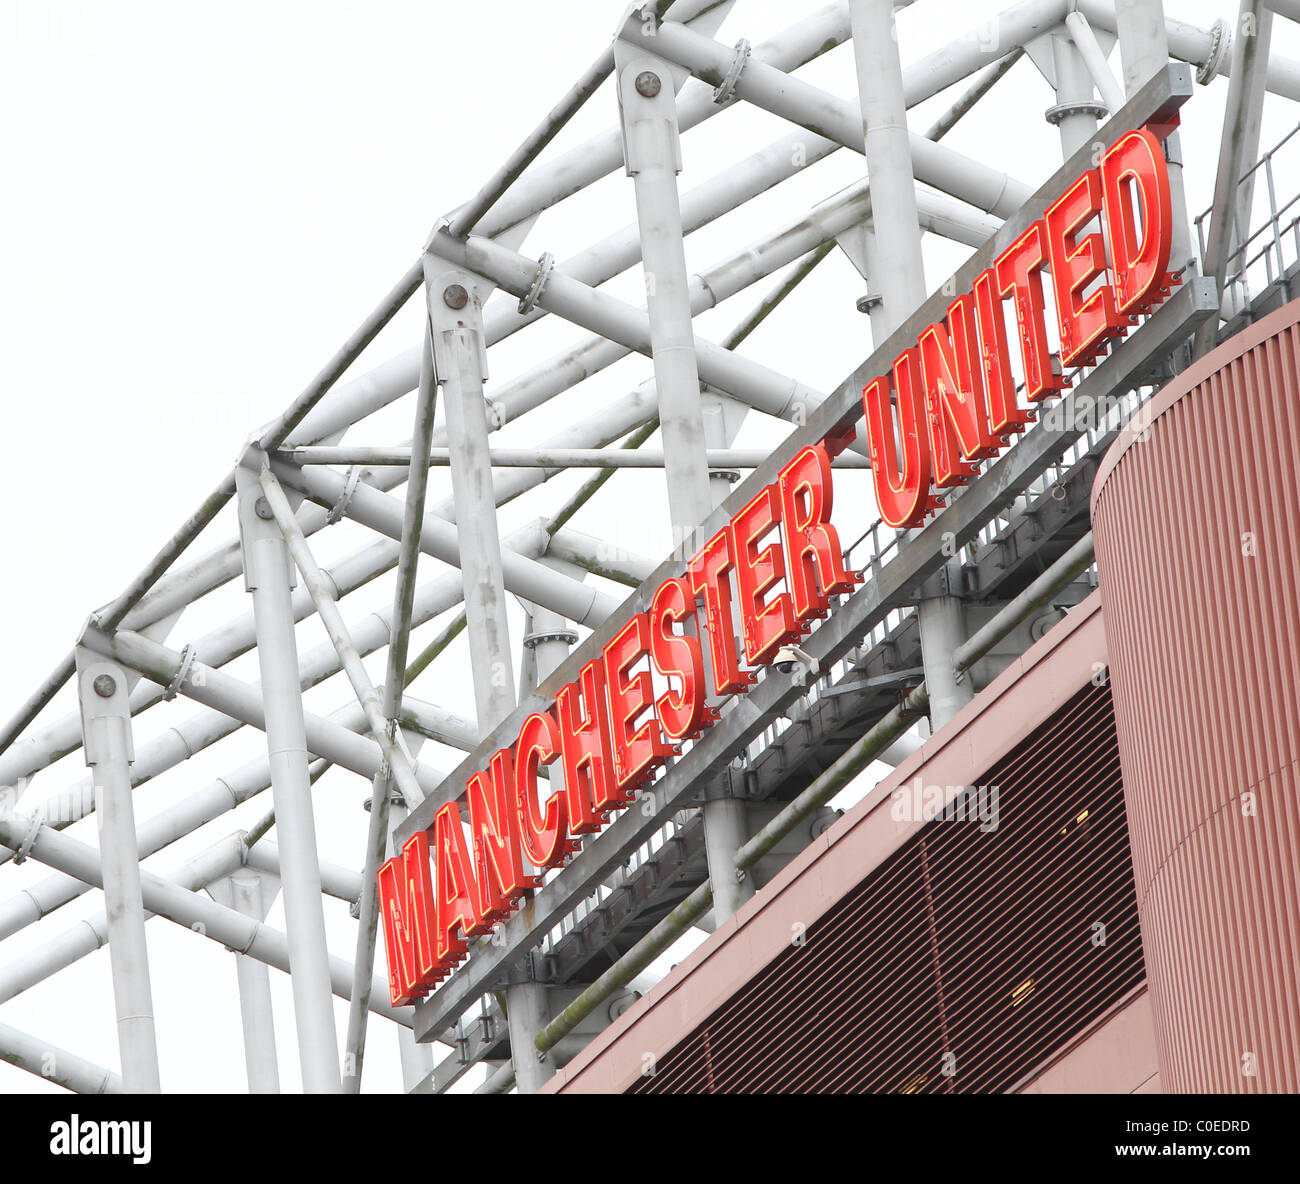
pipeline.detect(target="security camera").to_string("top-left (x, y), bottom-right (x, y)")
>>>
top-left (774, 644), bottom-right (819, 677)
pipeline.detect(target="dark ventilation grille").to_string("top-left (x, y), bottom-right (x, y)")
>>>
top-left (629, 680), bottom-right (1143, 1093)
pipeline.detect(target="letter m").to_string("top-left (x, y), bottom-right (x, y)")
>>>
top-left (377, 832), bottom-right (439, 1007)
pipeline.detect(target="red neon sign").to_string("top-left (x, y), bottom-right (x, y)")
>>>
top-left (378, 125), bottom-right (1180, 1008)
top-left (864, 126), bottom-right (1175, 528)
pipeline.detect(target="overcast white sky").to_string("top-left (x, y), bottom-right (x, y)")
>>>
top-left (1, 1), bottom-right (1296, 1094)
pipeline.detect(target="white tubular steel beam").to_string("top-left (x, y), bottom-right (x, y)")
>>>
top-left (0, 1021), bottom-right (121, 1094)
top-left (256, 466), bottom-right (427, 810)
top-left (480, 128), bottom-right (839, 351)
top-left (429, 231), bottom-right (828, 430)
top-left (851, 0), bottom-right (928, 327)
top-left (0, 534), bottom-right (409, 787)
top-left (546, 526), bottom-right (659, 587)
top-left (1050, 30), bottom-right (1104, 158)
top-left (74, 650), bottom-right (161, 1093)
top-left (247, 839), bottom-right (363, 906)
top-left (442, 181), bottom-right (994, 441)
top-left (77, 623), bottom-right (446, 797)
top-left (1078, 0), bottom-right (1300, 98)
top-left (398, 695), bottom-right (480, 751)
top-left (903, 1), bottom-right (1069, 102)
top-left (616, 36), bottom-right (752, 929)
top-left (240, 466), bottom-right (339, 1091)
top-left (279, 446), bottom-right (874, 470)
top-left (0, 786), bottom-right (358, 951)
top-left (434, 244), bottom-right (844, 529)
top-left (616, 45), bottom-right (712, 535)
top-left (0, 832), bottom-right (245, 1007)
top-left (343, 320), bottom-right (439, 1094)
top-left (0, 754), bottom-right (323, 942)
top-left (0, 824), bottom-right (408, 1027)
top-left (426, 259), bottom-right (534, 1085)
top-left (629, 13), bottom-right (1032, 218)
top-left (1065, 10), bottom-right (1128, 112)
top-left (36, 525), bottom-right (532, 824)
top-left (1196, 0), bottom-right (1273, 356)
top-left (270, 459), bottom-right (618, 628)
top-left (228, 870), bottom-right (280, 1093)
top-left (0, 626), bottom-right (469, 888)
top-left (465, 2), bottom-right (853, 241)
top-left (0, 514), bottom-right (546, 837)
top-left (426, 262), bottom-right (518, 730)
top-left (444, 45), bottom-right (615, 240)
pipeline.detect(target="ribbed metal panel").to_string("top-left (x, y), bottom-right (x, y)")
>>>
top-left (629, 681), bottom-right (1143, 1093)
top-left (1091, 300), bottom-right (1300, 1093)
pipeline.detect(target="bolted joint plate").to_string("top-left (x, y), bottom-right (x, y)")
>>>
top-left (233, 464), bottom-right (297, 594)
top-left (73, 647), bottom-right (135, 768)
top-left (422, 258), bottom-right (491, 385)
top-left (613, 35), bottom-right (684, 178)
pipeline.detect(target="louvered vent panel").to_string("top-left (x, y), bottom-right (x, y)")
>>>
top-left (629, 680), bottom-right (1143, 1093)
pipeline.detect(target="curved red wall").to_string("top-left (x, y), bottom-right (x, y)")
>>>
top-left (1092, 300), bottom-right (1300, 1093)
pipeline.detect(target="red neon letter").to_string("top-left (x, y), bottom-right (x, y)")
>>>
top-left (514, 710), bottom-right (569, 872)
top-left (556, 659), bottom-right (625, 834)
top-left (649, 577), bottom-right (708, 741)
top-left (730, 485), bottom-right (798, 665)
top-left (1101, 127), bottom-right (1173, 315)
top-left (863, 349), bottom-right (931, 528)
top-left (688, 529), bottom-right (752, 696)
top-left (972, 268), bottom-right (1033, 439)
top-left (466, 747), bottom-right (531, 931)
top-left (995, 221), bottom-right (1067, 402)
top-left (604, 613), bottom-right (673, 791)
top-left (377, 831), bottom-right (439, 1006)
top-left (432, 802), bottom-right (477, 972)
top-left (778, 444), bottom-right (856, 621)
top-left (919, 295), bottom-right (998, 487)
top-left (1045, 168), bottom-right (1122, 366)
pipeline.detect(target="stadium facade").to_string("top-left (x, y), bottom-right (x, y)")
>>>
top-left (547, 306), bottom-right (1300, 1093)
top-left (2, 0), bottom-right (1299, 1098)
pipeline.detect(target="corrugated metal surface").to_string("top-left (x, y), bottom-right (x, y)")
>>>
top-left (628, 681), bottom-right (1143, 1093)
top-left (1092, 299), bottom-right (1300, 1093)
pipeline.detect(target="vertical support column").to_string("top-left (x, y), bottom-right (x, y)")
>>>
top-left (230, 870), bottom-right (280, 1093)
top-left (511, 602), bottom-right (579, 1093)
top-left (849, 0), bottom-right (927, 319)
top-left (74, 648), bottom-right (160, 1093)
top-left (236, 465), bottom-right (341, 1093)
top-left (424, 258), bottom-right (539, 1085)
top-left (425, 263), bottom-right (515, 726)
top-left (1048, 33), bottom-right (1103, 158)
top-left (850, 0), bottom-right (972, 732)
top-left (616, 42), bottom-right (754, 925)
top-left (1195, 0), bottom-right (1273, 348)
top-left (1113, 0), bottom-right (1195, 272)
top-left (700, 420), bottom-right (755, 921)
top-left (386, 796), bottom-right (434, 1093)
top-left (615, 44), bottom-right (711, 543)
top-left (343, 321), bottom-right (438, 1093)
top-left (1228, 6), bottom-right (1273, 269)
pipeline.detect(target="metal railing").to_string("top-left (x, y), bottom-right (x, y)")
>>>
top-left (1195, 122), bottom-right (1300, 321)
